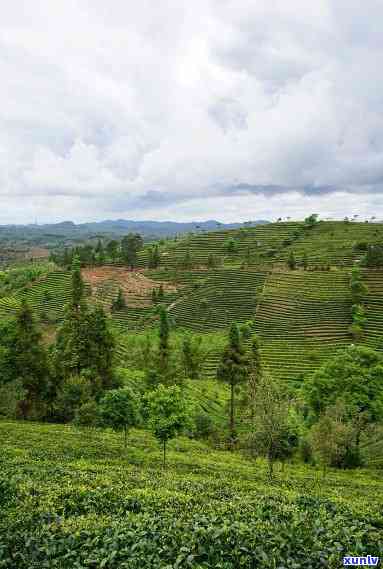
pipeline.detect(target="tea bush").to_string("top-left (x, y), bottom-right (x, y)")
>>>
top-left (0, 421), bottom-right (381, 568)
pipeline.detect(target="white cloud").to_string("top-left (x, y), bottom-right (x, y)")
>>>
top-left (0, 0), bottom-right (382, 223)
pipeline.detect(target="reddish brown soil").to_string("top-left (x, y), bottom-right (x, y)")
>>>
top-left (81, 267), bottom-right (177, 307)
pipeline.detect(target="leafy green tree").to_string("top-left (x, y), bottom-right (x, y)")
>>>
top-left (147, 384), bottom-right (191, 466)
top-left (74, 399), bottom-right (98, 427)
top-left (350, 265), bottom-right (368, 304)
top-left (121, 233), bottom-right (143, 269)
top-left (55, 374), bottom-right (93, 422)
top-left (99, 388), bottom-right (139, 448)
top-left (250, 375), bottom-right (295, 479)
top-left (224, 238), bottom-right (237, 254)
top-left (304, 345), bottom-right (383, 425)
top-left (111, 288), bottom-right (126, 312)
top-left (287, 250), bottom-right (296, 270)
top-left (362, 244), bottom-right (383, 267)
top-left (302, 251), bottom-right (309, 270)
top-left (217, 323), bottom-right (249, 445)
top-left (106, 240), bottom-right (119, 262)
top-left (310, 401), bottom-right (361, 472)
top-left (304, 213), bottom-right (319, 228)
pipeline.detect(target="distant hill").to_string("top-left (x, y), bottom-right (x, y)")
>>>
top-left (0, 218), bottom-right (269, 246)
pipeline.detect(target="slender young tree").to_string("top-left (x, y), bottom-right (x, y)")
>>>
top-left (248, 334), bottom-right (262, 420)
top-left (147, 384), bottom-right (191, 466)
top-left (251, 374), bottom-right (294, 479)
top-left (217, 323), bottom-right (248, 446)
top-left (157, 305), bottom-right (171, 379)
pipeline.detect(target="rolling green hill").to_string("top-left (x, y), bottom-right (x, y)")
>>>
top-left (1, 220), bottom-right (383, 384)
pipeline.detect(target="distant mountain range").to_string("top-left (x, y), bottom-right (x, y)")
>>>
top-left (0, 219), bottom-right (269, 246)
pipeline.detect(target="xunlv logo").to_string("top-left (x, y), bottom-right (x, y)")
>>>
top-left (343, 557), bottom-right (380, 566)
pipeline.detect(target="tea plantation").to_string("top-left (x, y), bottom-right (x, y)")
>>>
top-left (0, 421), bottom-right (382, 569)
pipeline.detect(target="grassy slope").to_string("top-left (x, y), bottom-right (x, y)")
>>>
top-left (0, 421), bottom-right (382, 568)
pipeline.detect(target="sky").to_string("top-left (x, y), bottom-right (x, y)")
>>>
top-left (1, 0), bottom-right (383, 224)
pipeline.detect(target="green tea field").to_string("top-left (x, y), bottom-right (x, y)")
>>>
top-left (0, 421), bottom-right (382, 569)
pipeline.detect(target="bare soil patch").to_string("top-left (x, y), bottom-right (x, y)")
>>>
top-left (82, 266), bottom-right (177, 307)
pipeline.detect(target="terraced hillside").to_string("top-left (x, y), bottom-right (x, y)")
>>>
top-left (2, 220), bottom-right (383, 384)
top-left (362, 269), bottom-right (383, 351)
top-left (137, 222), bottom-right (302, 268)
top-left (280, 221), bottom-right (383, 266)
top-left (254, 270), bottom-right (353, 384)
top-left (168, 269), bottom-right (266, 331)
top-left (0, 271), bottom-right (72, 320)
top-left (136, 220), bottom-right (383, 270)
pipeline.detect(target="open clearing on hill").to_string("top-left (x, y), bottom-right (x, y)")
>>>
top-left (82, 266), bottom-right (178, 307)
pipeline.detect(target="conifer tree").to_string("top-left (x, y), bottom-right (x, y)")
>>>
top-left (14, 300), bottom-right (49, 417)
top-left (217, 323), bottom-right (249, 446)
top-left (147, 306), bottom-right (176, 387)
top-left (248, 334), bottom-right (262, 420)
top-left (88, 306), bottom-right (115, 391)
top-left (157, 305), bottom-right (170, 379)
top-left (55, 258), bottom-right (115, 397)
top-left (54, 261), bottom-right (88, 380)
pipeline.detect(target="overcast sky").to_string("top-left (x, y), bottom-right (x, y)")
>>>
top-left (1, 0), bottom-right (383, 224)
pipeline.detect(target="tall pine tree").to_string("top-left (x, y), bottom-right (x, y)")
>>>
top-left (14, 300), bottom-right (50, 418)
top-left (217, 323), bottom-right (248, 446)
top-left (54, 256), bottom-right (115, 396)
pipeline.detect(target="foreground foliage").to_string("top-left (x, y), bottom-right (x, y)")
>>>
top-left (0, 421), bottom-right (382, 568)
